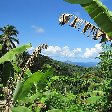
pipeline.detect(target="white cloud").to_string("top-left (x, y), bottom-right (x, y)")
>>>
top-left (83, 44), bottom-right (102, 58)
top-left (42, 44), bottom-right (102, 60)
top-left (44, 46), bottom-right (61, 55)
top-left (32, 25), bottom-right (44, 33)
top-left (43, 46), bottom-right (82, 58)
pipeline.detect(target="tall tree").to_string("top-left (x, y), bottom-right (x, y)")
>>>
top-left (0, 25), bottom-right (19, 55)
top-left (0, 25), bottom-right (19, 86)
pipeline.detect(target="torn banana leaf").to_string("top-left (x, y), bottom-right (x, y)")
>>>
top-left (64, 0), bottom-right (112, 41)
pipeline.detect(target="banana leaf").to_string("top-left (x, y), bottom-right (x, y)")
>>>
top-left (64, 0), bottom-right (112, 40)
top-left (16, 69), bottom-right (53, 101)
top-left (11, 106), bottom-right (32, 112)
top-left (0, 43), bottom-right (32, 64)
top-left (64, 0), bottom-right (95, 4)
top-left (2, 62), bottom-right (14, 86)
top-left (17, 71), bottom-right (44, 100)
top-left (0, 44), bottom-right (31, 86)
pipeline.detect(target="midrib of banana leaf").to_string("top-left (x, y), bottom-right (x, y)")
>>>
top-left (64, 0), bottom-right (112, 40)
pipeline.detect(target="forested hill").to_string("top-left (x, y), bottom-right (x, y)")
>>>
top-left (28, 54), bottom-right (99, 77)
top-left (28, 54), bottom-right (105, 111)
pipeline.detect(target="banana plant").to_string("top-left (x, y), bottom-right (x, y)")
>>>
top-left (0, 44), bottom-right (32, 86)
top-left (0, 43), bottom-right (48, 112)
top-left (61, 0), bottom-right (112, 42)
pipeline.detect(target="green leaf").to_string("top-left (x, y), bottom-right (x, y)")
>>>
top-left (2, 62), bottom-right (14, 86)
top-left (12, 60), bottom-right (21, 72)
top-left (17, 69), bottom-right (53, 101)
top-left (19, 92), bottom-right (41, 103)
top-left (0, 43), bottom-right (32, 64)
top-left (86, 91), bottom-right (104, 104)
top-left (0, 84), bottom-right (3, 87)
top-left (0, 44), bottom-right (2, 50)
top-left (18, 71), bottom-right (45, 100)
top-left (37, 69), bottom-right (54, 90)
top-left (47, 76), bottom-right (60, 87)
top-left (36, 107), bottom-right (41, 112)
top-left (87, 95), bottom-right (101, 104)
top-left (47, 109), bottom-right (63, 112)
top-left (11, 106), bottom-right (32, 112)
top-left (12, 44), bottom-right (31, 54)
top-left (64, 0), bottom-right (112, 40)
top-left (81, 0), bottom-right (112, 38)
top-left (13, 80), bottom-right (23, 102)
top-left (25, 68), bottom-right (32, 77)
top-left (64, 0), bottom-right (98, 4)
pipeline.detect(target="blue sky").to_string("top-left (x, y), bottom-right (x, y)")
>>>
top-left (0, 0), bottom-right (112, 62)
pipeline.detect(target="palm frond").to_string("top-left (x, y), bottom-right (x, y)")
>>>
top-left (10, 40), bottom-right (16, 48)
top-left (10, 37), bottom-right (19, 44)
top-left (2, 25), bottom-right (19, 37)
top-left (0, 28), bottom-right (4, 34)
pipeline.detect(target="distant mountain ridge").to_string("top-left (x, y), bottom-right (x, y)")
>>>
top-left (64, 61), bottom-right (98, 67)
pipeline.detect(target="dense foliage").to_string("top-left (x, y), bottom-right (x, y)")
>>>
top-left (0, 1), bottom-right (112, 111)
top-left (0, 36), bottom-right (111, 112)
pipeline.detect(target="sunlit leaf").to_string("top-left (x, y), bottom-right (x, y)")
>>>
top-left (0, 43), bottom-right (32, 64)
top-left (18, 71), bottom-right (46, 100)
top-left (11, 106), bottom-right (32, 112)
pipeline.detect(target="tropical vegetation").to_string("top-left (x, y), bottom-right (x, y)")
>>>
top-left (0, 0), bottom-right (112, 112)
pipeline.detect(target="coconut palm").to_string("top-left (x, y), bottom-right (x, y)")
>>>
top-left (0, 25), bottom-right (19, 55)
top-left (0, 25), bottom-right (19, 86)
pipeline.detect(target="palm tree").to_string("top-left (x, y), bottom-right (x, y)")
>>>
top-left (0, 25), bottom-right (19, 55)
top-left (0, 25), bottom-right (19, 86)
